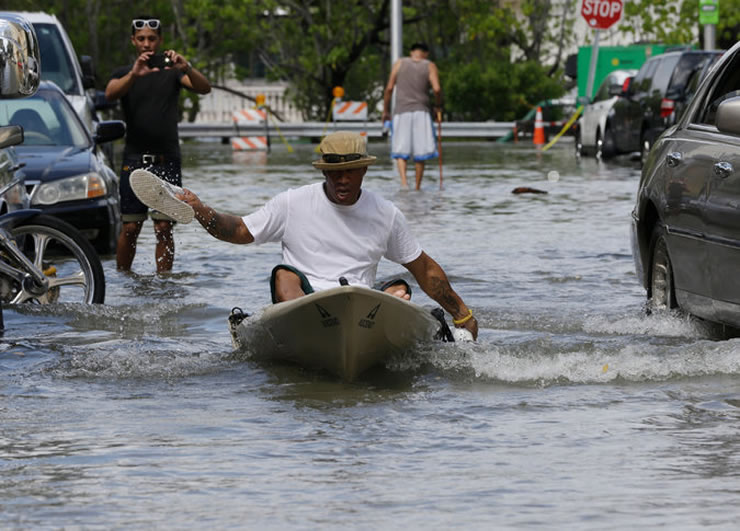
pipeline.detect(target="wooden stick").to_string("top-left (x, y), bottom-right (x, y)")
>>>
top-left (437, 110), bottom-right (443, 190)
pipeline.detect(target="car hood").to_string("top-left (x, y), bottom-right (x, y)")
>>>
top-left (15, 146), bottom-right (94, 182)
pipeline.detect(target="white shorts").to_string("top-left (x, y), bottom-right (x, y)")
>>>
top-left (391, 110), bottom-right (437, 161)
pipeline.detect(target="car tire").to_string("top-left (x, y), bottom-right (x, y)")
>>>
top-left (575, 128), bottom-right (583, 158)
top-left (599, 126), bottom-right (616, 159)
top-left (648, 223), bottom-right (677, 312)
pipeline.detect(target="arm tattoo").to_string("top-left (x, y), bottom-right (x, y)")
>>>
top-left (427, 276), bottom-right (461, 316)
top-left (196, 207), bottom-right (244, 242)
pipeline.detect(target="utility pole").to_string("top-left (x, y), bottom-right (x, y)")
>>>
top-left (390, 0), bottom-right (402, 114)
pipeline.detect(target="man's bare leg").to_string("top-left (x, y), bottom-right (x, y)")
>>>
top-left (116, 220), bottom-right (143, 270)
top-left (396, 158), bottom-right (409, 189)
top-left (274, 269), bottom-right (306, 302)
top-left (154, 220), bottom-right (175, 273)
top-left (414, 161), bottom-right (425, 190)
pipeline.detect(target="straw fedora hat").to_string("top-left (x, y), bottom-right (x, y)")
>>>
top-left (312, 131), bottom-right (377, 170)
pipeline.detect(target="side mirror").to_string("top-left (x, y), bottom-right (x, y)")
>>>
top-left (0, 125), bottom-right (23, 149)
top-left (0, 14), bottom-right (41, 98)
top-left (80, 55), bottom-right (96, 90)
top-left (94, 120), bottom-right (126, 144)
top-left (716, 96), bottom-right (740, 136)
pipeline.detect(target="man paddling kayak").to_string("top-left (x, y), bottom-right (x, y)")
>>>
top-left (130, 131), bottom-right (478, 339)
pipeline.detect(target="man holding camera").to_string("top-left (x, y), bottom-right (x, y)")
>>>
top-left (106, 15), bottom-right (211, 273)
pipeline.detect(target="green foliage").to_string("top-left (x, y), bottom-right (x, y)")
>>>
top-left (443, 57), bottom-right (565, 121)
top-left (716, 0), bottom-right (740, 48)
top-left (14, 0), bottom-right (606, 123)
top-left (619, 0), bottom-right (698, 44)
top-left (253, 0), bottom-right (390, 120)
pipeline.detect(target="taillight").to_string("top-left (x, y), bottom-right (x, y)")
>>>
top-left (660, 98), bottom-right (675, 118)
top-left (622, 78), bottom-right (632, 93)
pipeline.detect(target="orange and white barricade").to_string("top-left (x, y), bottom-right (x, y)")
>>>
top-left (332, 100), bottom-right (368, 136)
top-left (231, 108), bottom-right (268, 151)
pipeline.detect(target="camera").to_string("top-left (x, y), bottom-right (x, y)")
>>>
top-left (147, 53), bottom-right (172, 69)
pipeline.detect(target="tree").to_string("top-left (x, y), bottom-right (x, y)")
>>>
top-left (252, 0), bottom-right (391, 121)
top-left (619, 0), bottom-right (699, 44)
top-left (19, 0), bottom-right (579, 122)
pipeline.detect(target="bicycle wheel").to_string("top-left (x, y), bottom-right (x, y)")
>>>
top-left (0, 214), bottom-right (105, 304)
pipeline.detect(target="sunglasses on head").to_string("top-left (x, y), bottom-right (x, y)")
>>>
top-left (322, 153), bottom-right (363, 164)
top-left (132, 19), bottom-right (161, 30)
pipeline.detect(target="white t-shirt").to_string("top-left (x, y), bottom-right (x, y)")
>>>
top-left (243, 182), bottom-right (422, 291)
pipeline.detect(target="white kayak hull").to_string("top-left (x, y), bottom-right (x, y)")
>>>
top-left (229, 286), bottom-right (442, 381)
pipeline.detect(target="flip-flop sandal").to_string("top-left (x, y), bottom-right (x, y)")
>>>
top-left (130, 169), bottom-right (194, 224)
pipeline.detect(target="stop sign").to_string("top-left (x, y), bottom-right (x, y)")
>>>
top-left (581, 0), bottom-right (623, 30)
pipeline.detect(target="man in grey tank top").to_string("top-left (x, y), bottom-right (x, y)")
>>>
top-left (382, 43), bottom-right (442, 190)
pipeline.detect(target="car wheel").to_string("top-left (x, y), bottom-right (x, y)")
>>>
top-left (600, 126), bottom-right (616, 159)
top-left (640, 134), bottom-right (651, 168)
top-left (575, 128), bottom-right (582, 158)
top-left (648, 224), bottom-right (677, 312)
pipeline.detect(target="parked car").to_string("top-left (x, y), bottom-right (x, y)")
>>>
top-left (609, 49), bottom-right (723, 164)
top-left (0, 81), bottom-right (125, 254)
top-left (631, 40), bottom-right (740, 329)
top-left (8, 12), bottom-right (99, 131)
top-left (575, 69), bottom-right (636, 158)
top-left (515, 97), bottom-right (578, 142)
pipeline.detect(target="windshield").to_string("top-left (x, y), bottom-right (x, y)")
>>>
top-left (32, 23), bottom-right (80, 96)
top-left (0, 88), bottom-right (90, 148)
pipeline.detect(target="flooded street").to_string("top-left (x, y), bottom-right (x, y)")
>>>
top-left (3, 140), bottom-right (740, 528)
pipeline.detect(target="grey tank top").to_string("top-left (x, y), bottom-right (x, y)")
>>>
top-left (394, 57), bottom-right (430, 115)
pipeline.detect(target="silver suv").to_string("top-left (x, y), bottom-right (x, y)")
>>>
top-left (9, 11), bottom-right (98, 134)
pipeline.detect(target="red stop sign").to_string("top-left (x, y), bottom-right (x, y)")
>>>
top-left (581, 0), bottom-right (623, 30)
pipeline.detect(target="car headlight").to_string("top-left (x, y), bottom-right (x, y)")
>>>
top-left (32, 173), bottom-right (107, 205)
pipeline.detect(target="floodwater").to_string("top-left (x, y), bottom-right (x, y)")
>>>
top-left (3, 140), bottom-right (740, 529)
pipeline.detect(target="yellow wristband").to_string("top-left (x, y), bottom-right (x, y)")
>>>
top-left (453, 309), bottom-right (473, 325)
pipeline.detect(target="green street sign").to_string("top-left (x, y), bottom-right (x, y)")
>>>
top-left (699, 0), bottom-right (719, 25)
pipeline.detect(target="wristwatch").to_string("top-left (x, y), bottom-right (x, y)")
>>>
top-left (184, 62), bottom-right (193, 75)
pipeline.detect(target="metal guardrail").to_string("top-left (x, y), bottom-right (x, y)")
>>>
top-left (178, 121), bottom-right (516, 139)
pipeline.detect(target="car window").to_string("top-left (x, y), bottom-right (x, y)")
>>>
top-left (32, 23), bottom-right (80, 96)
top-left (650, 55), bottom-right (680, 94)
top-left (0, 89), bottom-right (90, 147)
top-left (696, 51), bottom-right (740, 126)
top-left (668, 53), bottom-right (713, 95)
top-left (633, 58), bottom-right (659, 94)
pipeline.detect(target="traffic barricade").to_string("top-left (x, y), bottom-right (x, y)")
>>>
top-left (332, 100), bottom-right (368, 136)
top-left (231, 108), bottom-right (268, 151)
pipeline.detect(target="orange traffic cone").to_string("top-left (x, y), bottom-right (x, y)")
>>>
top-left (533, 106), bottom-right (545, 146)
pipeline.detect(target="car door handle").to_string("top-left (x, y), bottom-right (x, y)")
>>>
top-left (666, 152), bottom-right (682, 167)
top-left (714, 161), bottom-right (734, 179)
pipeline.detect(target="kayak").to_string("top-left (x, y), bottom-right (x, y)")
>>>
top-left (228, 286), bottom-right (450, 381)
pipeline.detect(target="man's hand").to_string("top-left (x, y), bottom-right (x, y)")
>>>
top-left (164, 49), bottom-right (189, 73)
top-left (455, 314), bottom-right (478, 340)
top-left (131, 51), bottom-right (157, 77)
